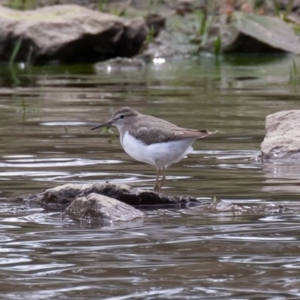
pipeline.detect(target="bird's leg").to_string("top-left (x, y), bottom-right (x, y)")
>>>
top-left (154, 167), bottom-right (161, 193)
top-left (160, 166), bottom-right (166, 190)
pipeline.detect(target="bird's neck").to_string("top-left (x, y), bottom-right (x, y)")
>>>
top-left (114, 124), bottom-right (129, 146)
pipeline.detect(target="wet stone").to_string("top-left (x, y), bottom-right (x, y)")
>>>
top-left (203, 201), bottom-right (288, 215)
top-left (10, 182), bottom-right (208, 211)
top-left (9, 183), bottom-right (288, 221)
top-left (261, 110), bottom-right (300, 161)
top-left (94, 57), bottom-right (146, 73)
top-left (63, 193), bottom-right (144, 222)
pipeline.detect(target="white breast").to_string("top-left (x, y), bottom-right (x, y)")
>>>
top-left (121, 131), bottom-right (196, 168)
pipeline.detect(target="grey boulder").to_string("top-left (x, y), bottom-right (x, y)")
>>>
top-left (63, 192), bottom-right (144, 222)
top-left (11, 182), bottom-right (286, 220)
top-left (261, 110), bottom-right (300, 161)
top-left (0, 4), bottom-right (148, 64)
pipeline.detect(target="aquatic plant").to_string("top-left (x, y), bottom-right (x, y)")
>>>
top-left (289, 59), bottom-right (299, 92)
top-left (9, 37), bottom-right (22, 68)
top-left (214, 34), bottom-right (221, 57)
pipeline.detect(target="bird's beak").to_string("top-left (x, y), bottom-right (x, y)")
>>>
top-left (91, 118), bottom-right (115, 130)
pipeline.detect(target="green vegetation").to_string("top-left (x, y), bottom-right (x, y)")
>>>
top-left (143, 25), bottom-right (155, 48)
top-left (214, 35), bottom-right (221, 58)
top-left (9, 37), bottom-right (22, 68)
top-left (8, 0), bottom-right (36, 10)
top-left (289, 59), bottom-right (299, 92)
top-left (3, 0), bottom-right (300, 61)
top-left (284, 0), bottom-right (295, 19)
top-left (97, 0), bottom-right (107, 12)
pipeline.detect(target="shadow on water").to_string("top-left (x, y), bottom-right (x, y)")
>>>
top-left (1, 55), bottom-right (300, 299)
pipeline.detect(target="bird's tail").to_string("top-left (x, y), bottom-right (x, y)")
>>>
top-left (197, 129), bottom-right (218, 138)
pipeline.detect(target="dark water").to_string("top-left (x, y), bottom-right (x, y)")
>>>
top-left (1, 55), bottom-right (300, 299)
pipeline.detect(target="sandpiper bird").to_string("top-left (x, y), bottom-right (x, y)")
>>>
top-left (91, 107), bottom-right (216, 192)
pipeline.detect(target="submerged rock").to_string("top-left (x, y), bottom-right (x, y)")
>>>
top-left (12, 182), bottom-right (205, 210)
top-left (0, 4), bottom-right (148, 64)
top-left (63, 192), bottom-right (144, 222)
top-left (261, 110), bottom-right (300, 161)
top-left (11, 182), bottom-right (287, 221)
top-left (202, 200), bottom-right (287, 215)
top-left (94, 57), bottom-right (146, 73)
top-left (11, 182), bottom-right (207, 222)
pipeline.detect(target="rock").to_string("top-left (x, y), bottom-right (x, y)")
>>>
top-left (0, 4), bottom-right (148, 64)
top-left (63, 192), bottom-right (144, 222)
top-left (202, 12), bottom-right (300, 54)
top-left (11, 182), bottom-right (207, 210)
top-left (144, 13), bottom-right (166, 37)
top-left (10, 182), bottom-right (287, 219)
top-left (185, 199), bottom-right (288, 215)
top-left (94, 57), bottom-right (146, 73)
top-left (261, 110), bottom-right (300, 161)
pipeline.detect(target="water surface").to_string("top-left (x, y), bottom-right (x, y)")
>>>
top-left (1, 55), bottom-right (300, 299)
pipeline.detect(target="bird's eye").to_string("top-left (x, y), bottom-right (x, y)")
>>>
top-left (119, 114), bottom-right (125, 119)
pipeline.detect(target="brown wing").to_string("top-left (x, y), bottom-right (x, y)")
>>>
top-left (130, 115), bottom-right (215, 145)
top-left (171, 129), bottom-right (215, 141)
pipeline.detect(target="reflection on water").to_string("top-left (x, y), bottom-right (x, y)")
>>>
top-left (1, 55), bottom-right (300, 299)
